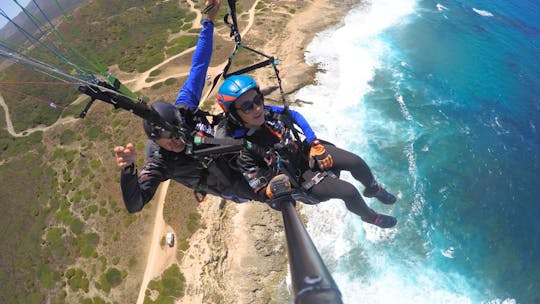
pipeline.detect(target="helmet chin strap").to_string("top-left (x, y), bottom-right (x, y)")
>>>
top-left (228, 107), bottom-right (245, 127)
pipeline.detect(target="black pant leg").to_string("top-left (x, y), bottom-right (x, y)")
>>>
top-left (304, 170), bottom-right (378, 221)
top-left (324, 145), bottom-right (378, 190)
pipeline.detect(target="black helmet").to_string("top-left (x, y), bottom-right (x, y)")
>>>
top-left (143, 101), bottom-right (186, 140)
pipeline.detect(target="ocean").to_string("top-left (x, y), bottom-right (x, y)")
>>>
top-left (293, 0), bottom-right (540, 303)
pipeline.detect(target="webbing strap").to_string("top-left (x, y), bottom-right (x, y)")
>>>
top-left (226, 58), bottom-right (274, 77)
top-left (301, 171), bottom-right (337, 190)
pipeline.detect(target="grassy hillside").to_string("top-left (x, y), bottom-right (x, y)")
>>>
top-left (0, 0), bottom-right (214, 302)
top-left (0, 0), bottom-right (305, 302)
top-left (0, 0), bottom-right (199, 133)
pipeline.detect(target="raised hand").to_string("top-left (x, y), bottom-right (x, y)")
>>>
top-left (114, 143), bottom-right (137, 169)
top-left (203, 0), bottom-right (221, 22)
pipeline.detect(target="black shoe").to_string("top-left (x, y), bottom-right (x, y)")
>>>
top-left (363, 186), bottom-right (396, 205)
top-left (366, 214), bottom-right (397, 228)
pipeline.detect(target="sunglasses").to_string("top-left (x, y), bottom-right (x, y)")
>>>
top-left (236, 94), bottom-right (264, 114)
top-left (155, 127), bottom-right (186, 142)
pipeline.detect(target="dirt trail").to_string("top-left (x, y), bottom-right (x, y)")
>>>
top-left (0, 92), bottom-right (79, 137)
top-left (122, 0), bottom-right (259, 92)
top-left (135, 180), bottom-right (177, 304)
top-left (1, 0), bottom-right (262, 138)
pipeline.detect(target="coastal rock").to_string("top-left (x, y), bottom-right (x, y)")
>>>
top-left (179, 198), bottom-right (289, 303)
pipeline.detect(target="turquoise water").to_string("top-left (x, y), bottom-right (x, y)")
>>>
top-left (294, 0), bottom-right (539, 303)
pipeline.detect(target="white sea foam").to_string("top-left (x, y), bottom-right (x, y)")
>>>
top-left (473, 8), bottom-right (494, 17)
top-left (436, 3), bottom-right (448, 11)
top-left (334, 264), bottom-right (479, 303)
top-left (397, 94), bottom-right (413, 121)
top-left (441, 246), bottom-right (456, 258)
top-left (290, 0), bottom-right (518, 302)
top-left (484, 299), bottom-right (517, 304)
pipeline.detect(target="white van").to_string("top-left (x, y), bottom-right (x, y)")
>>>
top-left (166, 232), bottom-right (175, 247)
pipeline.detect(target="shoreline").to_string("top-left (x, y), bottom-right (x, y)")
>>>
top-left (248, 0), bottom-right (355, 97)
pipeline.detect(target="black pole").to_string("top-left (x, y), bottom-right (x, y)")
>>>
top-left (281, 200), bottom-right (343, 304)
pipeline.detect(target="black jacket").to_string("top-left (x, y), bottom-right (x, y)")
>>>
top-left (217, 109), bottom-right (311, 201)
top-left (121, 140), bottom-right (258, 213)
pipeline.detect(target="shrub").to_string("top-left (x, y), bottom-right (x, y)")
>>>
top-left (38, 264), bottom-right (59, 288)
top-left (178, 239), bottom-right (189, 251)
top-left (86, 126), bottom-right (101, 140)
top-left (76, 232), bottom-right (99, 258)
top-left (186, 213), bottom-right (200, 233)
top-left (105, 267), bottom-right (123, 287)
top-left (66, 268), bottom-right (89, 292)
top-left (89, 159), bottom-right (101, 169)
top-left (149, 69), bottom-right (162, 77)
top-left (70, 218), bottom-right (85, 235)
top-left (60, 129), bottom-right (77, 145)
top-left (55, 207), bottom-right (73, 225)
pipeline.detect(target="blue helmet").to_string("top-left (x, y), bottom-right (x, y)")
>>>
top-left (216, 75), bottom-right (259, 112)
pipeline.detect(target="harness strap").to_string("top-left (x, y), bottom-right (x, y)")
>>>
top-left (226, 57), bottom-right (275, 77)
top-left (301, 171), bottom-right (337, 190)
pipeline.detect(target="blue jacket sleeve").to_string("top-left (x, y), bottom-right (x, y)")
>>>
top-left (174, 20), bottom-right (214, 110)
top-left (265, 105), bottom-right (317, 143)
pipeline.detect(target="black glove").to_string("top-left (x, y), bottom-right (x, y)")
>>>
top-left (265, 174), bottom-right (293, 211)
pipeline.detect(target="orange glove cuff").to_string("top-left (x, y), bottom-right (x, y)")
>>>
top-left (309, 144), bottom-right (326, 157)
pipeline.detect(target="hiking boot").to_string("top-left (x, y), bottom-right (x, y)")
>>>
top-left (363, 186), bottom-right (396, 205)
top-left (366, 214), bottom-right (397, 228)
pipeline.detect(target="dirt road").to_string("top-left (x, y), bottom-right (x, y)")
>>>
top-left (0, 92), bottom-right (80, 137)
top-left (135, 180), bottom-right (178, 304)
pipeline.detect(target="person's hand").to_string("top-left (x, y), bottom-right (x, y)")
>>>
top-left (203, 0), bottom-right (221, 22)
top-left (309, 140), bottom-right (333, 170)
top-left (114, 143), bottom-right (137, 169)
top-left (265, 174), bottom-right (293, 210)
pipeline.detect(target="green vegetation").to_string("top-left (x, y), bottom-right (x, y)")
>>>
top-left (60, 129), bottom-right (77, 145)
top-left (187, 213), bottom-right (201, 233)
top-left (38, 264), bottom-right (61, 288)
top-left (60, 0), bottom-right (192, 73)
top-left (0, 0), bottom-right (200, 132)
top-left (87, 125), bottom-right (102, 140)
top-left (98, 267), bottom-right (124, 292)
top-left (163, 184), bottom-right (202, 252)
top-left (0, 0), bottom-right (294, 302)
top-left (66, 268), bottom-right (90, 292)
top-left (178, 239), bottom-right (190, 251)
top-left (149, 69), bottom-right (162, 77)
top-left (46, 227), bottom-right (68, 258)
top-left (76, 232), bottom-right (100, 258)
top-left (164, 78), bottom-right (179, 86)
top-left (82, 296), bottom-right (107, 304)
top-left (0, 128), bottom-right (43, 158)
top-left (71, 218), bottom-right (85, 235)
top-left (144, 264), bottom-right (185, 304)
top-left (166, 35), bottom-right (199, 56)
